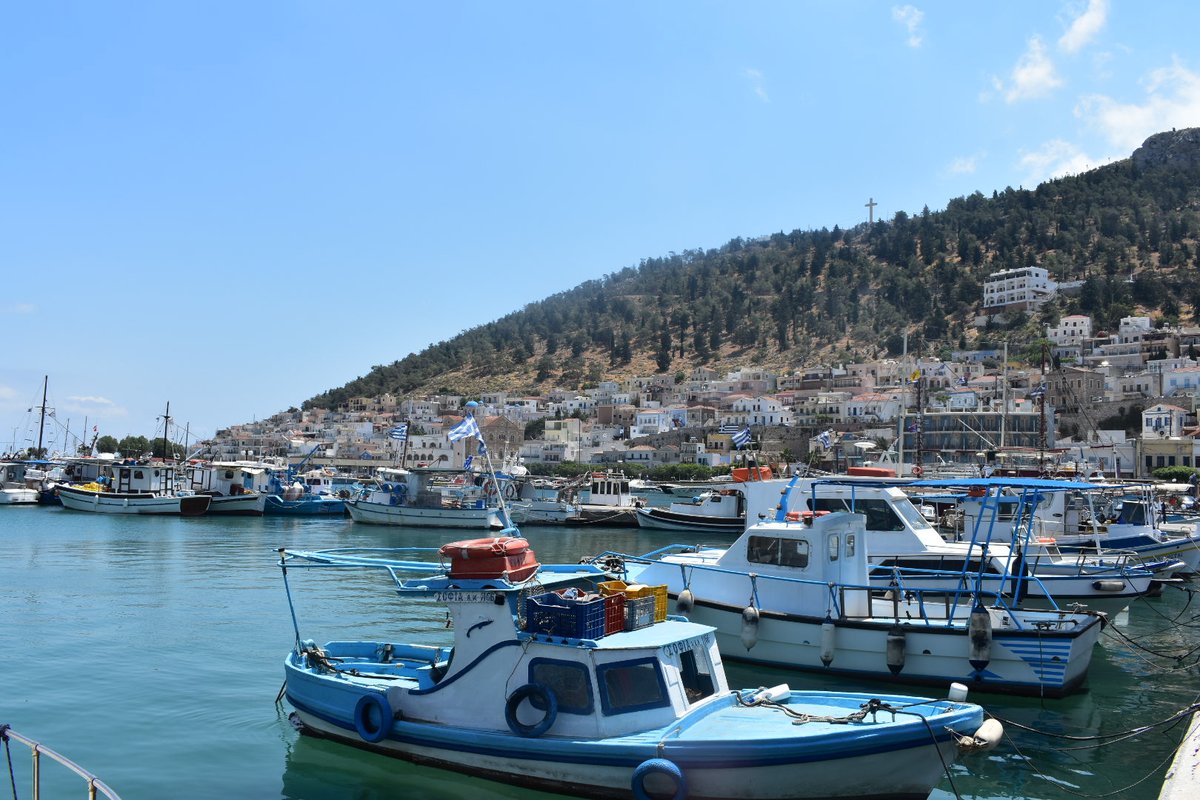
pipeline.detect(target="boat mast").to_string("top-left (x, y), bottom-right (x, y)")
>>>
top-left (160, 402), bottom-right (171, 460)
top-left (36, 375), bottom-right (48, 456)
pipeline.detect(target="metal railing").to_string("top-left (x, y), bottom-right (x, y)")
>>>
top-left (0, 725), bottom-right (122, 800)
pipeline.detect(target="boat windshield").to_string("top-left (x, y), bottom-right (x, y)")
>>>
top-left (808, 496), bottom-right (932, 533)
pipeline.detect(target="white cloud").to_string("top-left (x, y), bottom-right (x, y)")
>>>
top-left (1059, 0), bottom-right (1108, 55)
top-left (947, 155), bottom-right (980, 175)
top-left (1018, 139), bottom-right (1109, 185)
top-left (892, 5), bottom-right (925, 49)
top-left (1005, 36), bottom-right (1063, 103)
top-left (744, 68), bottom-right (769, 102)
top-left (1075, 59), bottom-right (1200, 151)
top-left (64, 395), bottom-right (128, 418)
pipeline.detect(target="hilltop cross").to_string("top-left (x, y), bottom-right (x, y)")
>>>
top-left (865, 197), bottom-right (877, 224)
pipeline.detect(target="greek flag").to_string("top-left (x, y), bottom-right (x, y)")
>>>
top-left (731, 427), bottom-right (752, 449)
top-left (463, 455), bottom-right (474, 470)
top-left (817, 430), bottom-right (832, 448)
top-left (1029, 384), bottom-right (1047, 400)
top-left (719, 424), bottom-right (741, 434)
top-left (477, 438), bottom-right (488, 456)
top-left (447, 414), bottom-right (481, 442)
top-left (388, 424), bottom-right (408, 441)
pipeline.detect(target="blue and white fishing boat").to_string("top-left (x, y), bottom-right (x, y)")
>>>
top-left (735, 477), bottom-right (1156, 617)
top-left (1017, 486), bottom-right (1200, 576)
top-left (345, 466), bottom-right (506, 529)
top-left (596, 484), bottom-right (1107, 698)
top-left (278, 535), bottom-right (1000, 800)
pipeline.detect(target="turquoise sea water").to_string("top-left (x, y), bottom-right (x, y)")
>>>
top-left (1, 507), bottom-right (1197, 800)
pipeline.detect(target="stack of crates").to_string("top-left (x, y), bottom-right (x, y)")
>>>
top-left (524, 589), bottom-right (606, 640)
top-left (599, 580), bottom-right (669, 631)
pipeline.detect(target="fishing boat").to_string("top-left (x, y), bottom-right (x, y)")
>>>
top-left (738, 476), bottom-right (1155, 617)
top-left (508, 477), bottom-right (582, 525)
top-left (346, 466), bottom-right (507, 529)
top-left (594, 487), bottom-right (1107, 698)
top-left (0, 461), bottom-right (40, 505)
top-left (56, 460), bottom-right (211, 516)
top-left (635, 488), bottom-right (746, 534)
top-left (1012, 485), bottom-right (1200, 576)
top-left (182, 461), bottom-right (269, 515)
top-left (570, 470), bottom-right (643, 526)
top-left (277, 536), bottom-right (1000, 799)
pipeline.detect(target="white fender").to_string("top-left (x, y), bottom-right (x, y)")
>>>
top-left (959, 718), bottom-right (1004, 752)
top-left (968, 606), bottom-right (992, 670)
top-left (819, 618), bottom-right (836, 667)
top-left (885, 624), bottom-right (906, 675)
top-left (740, 606), bottom-right (760, 651)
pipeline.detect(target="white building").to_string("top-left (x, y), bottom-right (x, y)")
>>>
top-left (982, 266), bottom-right (1055, 312)
top-left (1142, 403), bottom-right (1190, 439)
top-left (1047, 314), bottom-right (1092, 347)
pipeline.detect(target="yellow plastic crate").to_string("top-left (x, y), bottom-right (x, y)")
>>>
top-left (600, 581), bottom-right (666, 622)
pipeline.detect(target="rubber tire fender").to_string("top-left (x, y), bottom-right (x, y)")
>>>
top-left (631, 757), bottom-right (686, 800)
top-left (353, 692), bottom-right (394, 743)
top-left (504, 683), bottom-right (557, 738)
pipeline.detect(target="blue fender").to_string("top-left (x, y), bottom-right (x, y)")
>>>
top-left (631, 757), bottom-right (686, 800)
top-left (353, 692), bottom-right (393, 743)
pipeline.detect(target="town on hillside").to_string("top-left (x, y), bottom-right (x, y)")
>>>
top-left (207, 281), bottom-right (1200, 481)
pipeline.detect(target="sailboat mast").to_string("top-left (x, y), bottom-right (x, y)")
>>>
top-left (161, 402), bottom-right (171, 460)
top-left (36, 375), bottom-right (48, 455)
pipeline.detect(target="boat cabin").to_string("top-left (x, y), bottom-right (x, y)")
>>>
top-left (101, 461), bottom-right (178, 495)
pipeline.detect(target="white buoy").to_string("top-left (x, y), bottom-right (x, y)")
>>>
top-left (962, 718), bottom-right (1004, 751)
top-left (968, 606), bottom-right (992, 671)
top-left (740, 606), bottom-right (760, 651)
top-left (676, 588), bottom-right (694, 614)
top-left (819, 617), bottom-right (836, 666)
top-left (948, 682), bottom-right (969, 702)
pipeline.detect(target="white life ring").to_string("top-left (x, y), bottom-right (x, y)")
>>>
top-left (911, 466), bottom-right (924, 477)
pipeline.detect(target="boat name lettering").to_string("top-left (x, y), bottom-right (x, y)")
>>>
top-left (661, 634), bottom-right (711, 657)
top-left (436, 592), bottom-right (495, 603)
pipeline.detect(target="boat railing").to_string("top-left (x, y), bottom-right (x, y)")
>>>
top-left (0, 725), bottom-right (122, 800)
top-left (590, 549), bottom-right (1045, 631)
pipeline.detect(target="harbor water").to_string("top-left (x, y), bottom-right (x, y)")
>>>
top-left (2, 506), bottom-right (1198, 800)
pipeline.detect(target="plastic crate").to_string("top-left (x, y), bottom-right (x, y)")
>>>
top-left (601, 581), bottom-right (668, 622)
top-left (525, 591), bottom-right (606, 640)
top-left (625, 596), bottom-right (656, 631)
top-left (602, 592), bottom-right (626, 635)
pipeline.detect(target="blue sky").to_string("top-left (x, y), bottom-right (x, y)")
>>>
top-left (3, 0), bottom-right (1199, 452)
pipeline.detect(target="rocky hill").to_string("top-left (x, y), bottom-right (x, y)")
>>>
top-left (304, 129), bottom-right (1200, 410)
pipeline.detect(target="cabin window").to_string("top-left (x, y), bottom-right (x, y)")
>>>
top-left (678, 647), bottom-right (716, 704)
top-left (223, 470), bottom-right (235, 480)
top-left (133, 470), bottom-right (144, 480)
top-left (810, 497), bottom-right (909, 532)
top-left (845, 533), bottom-right (856, 557)
top-left (597, 658), bottom-right (669, 715)
top-left (827, 534), bottom-right (840, 562)
top-left (746, 535), bottom-right (809, 568)
top-left (528, 658), bottom-right (593, 715)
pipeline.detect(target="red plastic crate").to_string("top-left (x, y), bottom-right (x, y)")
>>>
top-left (602, 592), bottom-right (626, 635)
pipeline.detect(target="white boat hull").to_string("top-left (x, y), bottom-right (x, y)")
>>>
top-left (346, 498), bottom-right (502, 529)
top-left (56, 485), bottom-right (210, 515)
top-left (205, 493), bottom-right (267, 516)
top-left (290, 705), bottom-right (962, 799)
top-left (681, 597), bottom-right (1099, 697)
top-left (0, 487), bottom-right (39, 505)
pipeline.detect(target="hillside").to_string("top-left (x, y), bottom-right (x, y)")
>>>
top-left (304, 128), bottom-right (1200, 409)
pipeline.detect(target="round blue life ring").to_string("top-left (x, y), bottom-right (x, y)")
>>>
top-left (504, 683), bottom-right (557, 738)
top-left (631, 757), bottom-right (686, 800)
top-left (353, 693), bottom-right (393, 743)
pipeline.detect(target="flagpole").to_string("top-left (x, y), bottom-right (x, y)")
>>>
top-left (400, 418), bottom-right (411, 469)
top-left (456, 403), bottom-right (515, 533)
